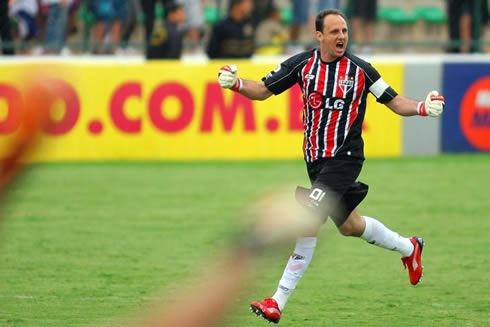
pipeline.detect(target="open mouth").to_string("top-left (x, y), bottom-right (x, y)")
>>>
top-left (336, 42), bottom-right (345, 51)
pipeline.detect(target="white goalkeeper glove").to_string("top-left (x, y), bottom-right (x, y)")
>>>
top-left (417, 91), bottom-right (445, 117)
top-left (218, 65), bottom-right (242, 92)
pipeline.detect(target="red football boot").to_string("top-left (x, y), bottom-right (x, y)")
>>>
top-left (401, 236), bottom-right (424, 285)
top-left (250, 297), bottom-right (281, 324)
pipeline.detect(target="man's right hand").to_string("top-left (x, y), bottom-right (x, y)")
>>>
top-left (218, 65), bottom-right (242, 92)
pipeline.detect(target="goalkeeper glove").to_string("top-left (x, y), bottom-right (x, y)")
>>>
top-left (417, 91), bottom-right (445, 117)
top-left (218, 65), bottom-right (242, 92)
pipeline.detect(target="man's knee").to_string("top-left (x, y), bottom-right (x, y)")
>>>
top-left (338, 210), bottom-right (365, 237)
top-left (339, 219), bottom-right (356, 236)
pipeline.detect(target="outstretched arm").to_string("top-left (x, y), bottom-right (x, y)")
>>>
top-left (385, 95), bottom-right (419, 116)
top-left (239, 79), bottom-right (273, 101)
top-left (386, 91), bottom-right (445, 117)
top-left (218, 65), bottom-right (273, 101)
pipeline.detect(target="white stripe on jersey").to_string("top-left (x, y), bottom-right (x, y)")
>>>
top-left (320, 61), bottom-right (337, 158)
top-left (369, 78), bottom-right (389, 99)
top-left (323, 61), bottom-right (339, 157)
top-left (322, 109), bottom-right (332, 158)
top-left (345, 69), bottom-right (366, 148)
top-left (343, 66), bottom-right (359, 145)
top-left (331, 60), bottom-right (350, 156)
top-left (312, 58), bottom-right (323, 161)
top-left (300, 57), bottom-right (309, 161)
top-left (303, 52), bottom-right (318, 162)
top-left (332, 60), bottom-right (339, 97)
top-left (317, 64), bottom-right (328, 159)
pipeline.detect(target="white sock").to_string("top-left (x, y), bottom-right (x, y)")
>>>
top-left (360, 216), bottom-right (414, 257)
top-left (272, 237), bottom-right (317, 311)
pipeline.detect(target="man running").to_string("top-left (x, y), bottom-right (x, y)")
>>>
top-left (217, 9), bottom-right (445, 324)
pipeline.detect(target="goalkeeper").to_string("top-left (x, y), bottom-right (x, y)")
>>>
top-left (217, 9), bottom-right (445, 324)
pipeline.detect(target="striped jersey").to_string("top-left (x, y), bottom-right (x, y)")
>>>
top-left (262, 49), bottom-right (398, 162)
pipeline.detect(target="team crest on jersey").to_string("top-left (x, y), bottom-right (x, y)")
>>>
top-left (308, 92), bottom-right (323, 110)
top-left (338, 76), bottom-right (354, 94)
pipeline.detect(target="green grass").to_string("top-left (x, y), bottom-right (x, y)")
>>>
top-left (0, 155), bottom-right (489, 327)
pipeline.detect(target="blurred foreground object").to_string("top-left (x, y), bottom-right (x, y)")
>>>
top-left (131, 187), bottom-right (321, 327)
top-left (0, 77), bottom-right (52, 196)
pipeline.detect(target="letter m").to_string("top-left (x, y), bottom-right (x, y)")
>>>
top-left (200, 83), bottom-right (256, 132)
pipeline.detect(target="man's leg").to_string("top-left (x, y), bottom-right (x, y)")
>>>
top-left (272, 236), bottom-right (317, 309)
top-left (141, 0), bottom-right (156, 43)
top-left (460, 14), bottom-right (472, 53)
top-left (250, 223), bottom-right (322, 324)
top-left (340, 209), bottom-right (413, 254)
top-left (339, 209), bottom-right (424, 285)
top-left (250, 159), bottom-right (361, 323)
top-left (447, 0), bottom-right (462, 53)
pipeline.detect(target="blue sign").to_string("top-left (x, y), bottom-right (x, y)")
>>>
top-left (442, 63), bottom-right (490, 152)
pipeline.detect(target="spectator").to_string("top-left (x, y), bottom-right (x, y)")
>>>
top-left (207, 0), bottom-right (254, 59)
top-left (42, 0), bottom-right (70, 54)
top-left (289, 0), bottom-right (340, 54)
top-left (250, 0), bottom-right (275, 28)
top-left (119, 0), bottom-right (142, 54)
top-left (65, 0), bottom-right (81, 45)
top-left (447, 0), bottom-right (489, 53)
top-left (350, 0), bottom-right (377, 54)
top-left (89, 0), bottom-right (127, 54)
top-left (255, 5), bottom-right (288, 55)
top-left (146, 1), bottom-right (185, 59)
top-left (1, 0), bottom-right (15, 54)
top-left (141, 0), bottom-right (172, 47)
top-left (9, 0), bottom-right (39, 52)
top-left (181, 0), bottom-right (204, 53)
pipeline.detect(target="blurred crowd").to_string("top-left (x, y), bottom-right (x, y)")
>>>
top-left (0, 0), bottom-right (489, 57)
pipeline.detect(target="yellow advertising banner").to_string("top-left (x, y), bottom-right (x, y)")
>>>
top-left (0, 60), bottom-right (402, 161)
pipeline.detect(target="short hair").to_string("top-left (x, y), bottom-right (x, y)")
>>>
top-left (315, 9), bottom-right (347, 32)
top-left (165, 2), bottom-right (183, 16)
top-left (229, 0), bottom-right (244, 11)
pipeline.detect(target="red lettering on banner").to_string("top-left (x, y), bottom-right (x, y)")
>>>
top-left (289, 85), bottom-right (303, 131)
top-left (149, 82), bottom-right (194, 133)
top-left (201, 83), bottom-right (255, 132)
top-left (111, 82), bottom-right (142, 133)
top-left (43, 79), bottom-right (80, 135)
top-left (0, 84), bottom-right (22, 134)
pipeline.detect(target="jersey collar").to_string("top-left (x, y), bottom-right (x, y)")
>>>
top-left (317, 48), bottom-right (347, 65)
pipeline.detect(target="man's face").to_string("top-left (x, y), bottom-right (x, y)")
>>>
top-left (316, 14), bottom-right (348, 61)
top-left (171, 7), bottom-right (186, 24)
top-left (239, 0), bottom-right (254, 17)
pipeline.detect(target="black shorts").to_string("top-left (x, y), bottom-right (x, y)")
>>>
top-left (306, 157), bottom-right (368, 227)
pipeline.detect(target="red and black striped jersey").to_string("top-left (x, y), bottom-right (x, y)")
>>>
top-left (262, 49), bottom-right (398, 162)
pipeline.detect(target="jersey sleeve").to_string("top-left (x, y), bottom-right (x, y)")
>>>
top-left (261, 51), bottom-right (312, 95)
top-left (352, 56), bottom-right (399, 104)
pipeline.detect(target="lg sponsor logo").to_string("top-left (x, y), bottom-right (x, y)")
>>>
top-left (307, 93), bottom-right (346, 111)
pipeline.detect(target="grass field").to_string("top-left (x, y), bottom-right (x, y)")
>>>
top-left (0, 154), bottom-right (489, 327)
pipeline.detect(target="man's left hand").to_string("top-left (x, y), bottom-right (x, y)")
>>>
top-left (417, 91), bottom-right (445, 117)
